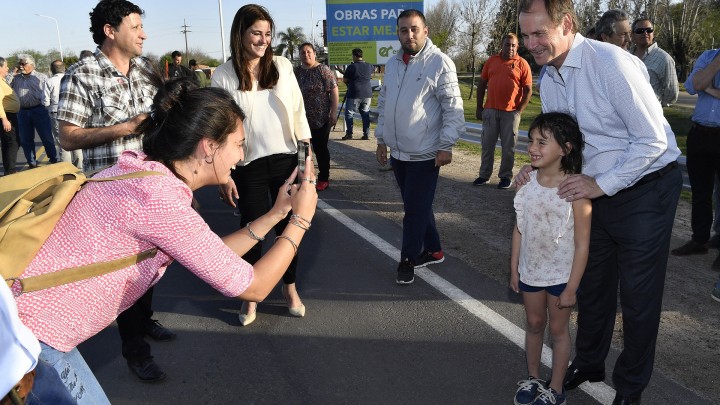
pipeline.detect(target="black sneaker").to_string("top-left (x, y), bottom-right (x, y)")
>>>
top-left (361, 134), bottom-right (369, 140)
top-left (498, 177), bottom-right (512, 189)
top-left (144, 319), bottom-right (177, 341)
top-left (671, 239), bottom-right (708, 256)
top-left (396, 260), bottom-right (415, 285)
top-left (415, 250), bottom-right (445, 268)
top-left (127, 358), bottom-right (167, 382)
top-left (341, 134), bottom-right (353, 140)
top-left (472, 177), bottom-right (488, 186)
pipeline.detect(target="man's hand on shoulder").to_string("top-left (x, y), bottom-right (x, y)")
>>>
top-left (436, 150), bottom-right (452, 167)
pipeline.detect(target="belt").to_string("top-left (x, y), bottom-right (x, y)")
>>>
top-left (21, 104), bottom-right (41, 109)
top-left (625, 161), bottom-right (678, 192)
top-left (691, 123), bottom-right (720, 136)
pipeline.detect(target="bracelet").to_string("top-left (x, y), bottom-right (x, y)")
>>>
top-left (289, 219), bottom-right (309, 231)
top-left (290, 214), bottom-right (312, 228)
top-left (275, 235), bottom-right (298, 255)
top-left (245, 221), bottom-right (264, 241)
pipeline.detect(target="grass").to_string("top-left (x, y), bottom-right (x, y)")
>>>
top-left (338, 73), bottom-right (693, 155)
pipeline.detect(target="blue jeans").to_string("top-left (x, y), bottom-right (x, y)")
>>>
top-left (39, 343), bottom-right (110, 405)
top-left (17, 105), bottom-right (58, 165)
top-left (25, 360), bottom-right (77, 405)
top-left (344, 97), bottom-right (371, 136)
top-left (392, 158), bottom-right (441, 263)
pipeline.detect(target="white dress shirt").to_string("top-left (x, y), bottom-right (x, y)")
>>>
top-left (540, 34), bottom-right (681, 196)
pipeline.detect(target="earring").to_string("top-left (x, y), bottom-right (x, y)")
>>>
top-left (204, 155), bottom-right (214, 164)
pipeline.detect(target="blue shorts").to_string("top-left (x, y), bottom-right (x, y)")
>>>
top-left (518, 280), bottom-right (567, 297)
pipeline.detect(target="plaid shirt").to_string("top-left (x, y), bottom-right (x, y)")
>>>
top-left (57, 48), bottom-right (158, 171)
top-left (634, 42), bottom-right (679, 107)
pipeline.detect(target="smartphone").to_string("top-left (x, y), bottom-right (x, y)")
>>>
top-left (296, 142), bottom-right (311, 184)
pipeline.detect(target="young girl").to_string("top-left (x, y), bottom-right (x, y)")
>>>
top-left (510, 112), bottom-right (591, 405)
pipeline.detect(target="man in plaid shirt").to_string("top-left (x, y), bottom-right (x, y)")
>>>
top-left (57, 2), bottom-right (157, 172)
top-left (630, 17), bottom-right (679, 107)
top-left (56, 0), bottom-right (174, 385)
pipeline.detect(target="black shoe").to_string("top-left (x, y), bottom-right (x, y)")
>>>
top-left (415, 250), bottom-right (445, 269)
top-left (396, 260), bottom-right (415, 285)
top-left (707, 235), bottom-right (720, 249)
top-left (127, 358), bottom-right (167, 382)
top-left (144, 319), bottom-right (176, 341)
top-left (612, 393), bottom-right (641, 405)
top-left (361, 134), bottom-right (369, 140)
top-left (498, 177), bottom-right (512, 189)
top-left (341, 134), bottom-right (353, 140)
top-left (472, 177), bottom-right (488, 186)
top-left (563, 364), bottom-right (605, 391)
top-left (712, 253), bottom-right (720, 271)
top-left (671, 240), bottom-right (708, 256)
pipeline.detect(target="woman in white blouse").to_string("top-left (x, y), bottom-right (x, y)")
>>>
top-left (213, 4), bottom-right (312, 326)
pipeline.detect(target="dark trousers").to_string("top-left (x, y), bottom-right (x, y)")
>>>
top-left (686, 123), bottom-right (720, 243)
top-left (117, 287), bottom-right (154, 362)
top-left (310, 121), bottom-right (331, 182)
top-left (17, 105), bottom-right (58, 165)
top-left (573, 164), bottom-right (681, 399)
top-left (232, 153), bottom-right (297, 284)
top-left (1, 112), bottom-right (19, 173)
top-left (392, 158), bottom-right (441, 263)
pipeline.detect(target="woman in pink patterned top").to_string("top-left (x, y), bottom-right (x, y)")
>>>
top-left (14, 78), bottom-right (318, 404)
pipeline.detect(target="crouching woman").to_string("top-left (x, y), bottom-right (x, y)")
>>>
top-left (13, 78), bottom-right (318, 404)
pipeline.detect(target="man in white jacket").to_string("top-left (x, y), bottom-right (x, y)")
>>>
top-left (375, 9), bottom-right (465, 285)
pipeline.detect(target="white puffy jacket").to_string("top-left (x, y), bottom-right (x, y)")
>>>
top-left (376, 38), bottom-right (465, 161)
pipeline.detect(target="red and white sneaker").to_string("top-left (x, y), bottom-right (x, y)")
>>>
top-left (415, 250), bottom-right (445, 268)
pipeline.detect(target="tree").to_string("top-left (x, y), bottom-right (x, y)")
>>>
top-left (458, 0), bottom-right (493, 99)
top-left (487, 0), bottom-right (520, 57)
top-left (661, 0), bottom-right (710, 81)
top-left (575, 0), bottom-right (602, 35)
top-left (426, 0), bottom-right (460, 54)
top-left (275, 27), bottom-right (307, 62)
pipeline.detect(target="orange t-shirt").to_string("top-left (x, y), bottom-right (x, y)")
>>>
top-left (480, 54), bottom-right (532, 111)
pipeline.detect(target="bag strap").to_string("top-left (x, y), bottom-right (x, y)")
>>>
top-left (86, 170), bottom-right (164, 182)
top-left (9, 248), bottom-right (158, 294)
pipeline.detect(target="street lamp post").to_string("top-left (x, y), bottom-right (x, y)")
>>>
top-left (35, 14), bottom-right (63, 61)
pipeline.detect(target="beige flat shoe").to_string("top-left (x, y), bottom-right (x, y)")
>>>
top-left (238, 301), bottom-right (257, 326)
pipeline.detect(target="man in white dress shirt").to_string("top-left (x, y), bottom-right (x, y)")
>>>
top-left (518, 0), bottom-right (682, 403)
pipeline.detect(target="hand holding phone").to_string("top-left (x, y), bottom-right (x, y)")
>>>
top-left (295, 142), bottom-right (311, 184)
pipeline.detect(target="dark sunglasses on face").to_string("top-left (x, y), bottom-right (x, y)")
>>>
top-left (634, 27), bottom-right (653, 34)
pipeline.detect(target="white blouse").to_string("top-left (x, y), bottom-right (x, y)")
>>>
top-left (514, 171), bottom-right (575, 287)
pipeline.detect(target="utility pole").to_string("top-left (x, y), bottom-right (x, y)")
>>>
top-left (181, 19), bottom-right (191, 63)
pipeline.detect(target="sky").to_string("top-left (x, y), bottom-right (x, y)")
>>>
top-left (1, 0), bottom-right (436, 61)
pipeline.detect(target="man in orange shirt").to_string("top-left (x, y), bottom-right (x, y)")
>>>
top-left (473, 33), bottom-right (532, 189)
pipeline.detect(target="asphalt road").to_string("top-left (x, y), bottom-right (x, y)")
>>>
top-left (71, 181), bottom-right (710, 405)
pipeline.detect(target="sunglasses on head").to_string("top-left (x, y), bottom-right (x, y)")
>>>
top-left (634, 27), bottom-right (653, 34)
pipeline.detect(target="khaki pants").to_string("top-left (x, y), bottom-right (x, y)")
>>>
top-left (478, 108), bottom-right (521, 180)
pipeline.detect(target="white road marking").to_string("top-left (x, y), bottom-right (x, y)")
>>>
top-left (318, 199), bottom-right (615, 405)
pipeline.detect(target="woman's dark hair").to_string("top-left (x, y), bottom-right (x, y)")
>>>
top-left (89, 0), bottom-right (144, 46)
top-left (229, 4), bottom-right (279, 91)
top-left (528, 112), bottom-right (584, 174)
top-left (139, 78), bottom-right (246, 182)
top-left (298, 42), bottom-right (314, 53)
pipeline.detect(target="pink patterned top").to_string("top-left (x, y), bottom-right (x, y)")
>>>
top-left (15, 151), bottom-right (253, 352)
